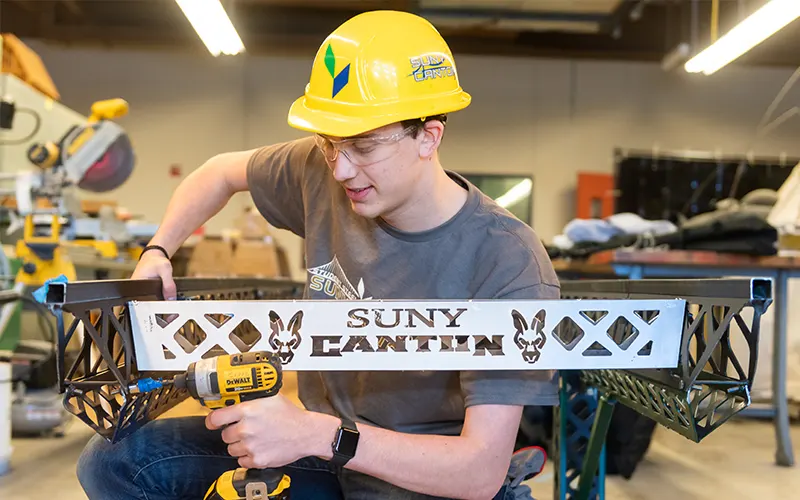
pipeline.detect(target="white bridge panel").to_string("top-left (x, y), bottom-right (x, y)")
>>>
top-left (129, 299), bottom-right (686, 372)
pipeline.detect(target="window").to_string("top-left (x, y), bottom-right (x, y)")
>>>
top-left (461, 174), bottom-right (533, 225)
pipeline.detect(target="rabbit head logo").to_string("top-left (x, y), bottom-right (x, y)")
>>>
top-left (511, 309), bottom-right (547, 364)
top-left (268, 310), bottom-right (303, 365)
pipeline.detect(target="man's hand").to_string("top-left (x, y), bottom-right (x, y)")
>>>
top-left (205, 394), bottom-right (331, 469)
top-left (131, 251), bottom-right (177, 300)
top-left (127, 148), bottom-right (255, 300)
top-left (206, 394), bottom-right (521, 500)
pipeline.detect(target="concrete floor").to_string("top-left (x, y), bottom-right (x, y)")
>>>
top-left (527, 418), bottom-right (800, 500)
top-left (1, 412), bottom-right (798, 500)
top-left (0, 418), bottom-right (91, 500)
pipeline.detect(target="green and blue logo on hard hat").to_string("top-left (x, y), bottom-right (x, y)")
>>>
top-left (325, 44), bottom-right (350, 98)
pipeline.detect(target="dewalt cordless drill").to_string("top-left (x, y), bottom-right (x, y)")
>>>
top-left (172, 351), bottom-right (291, 500)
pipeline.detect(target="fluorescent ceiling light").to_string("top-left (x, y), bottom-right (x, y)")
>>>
top-left (685, 0), bottom-right (800, 75)
top-left (496, 178), bottom-right (532, 208)
top-left (175, 0), bottom-right (245, 56)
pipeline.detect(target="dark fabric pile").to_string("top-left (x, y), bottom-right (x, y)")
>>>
top-left (604, 405), bottom-right (658, 478)
top-left (515, 400), bottom-right (657, 479)
top-left (548, 188), bottom-right (779, 260)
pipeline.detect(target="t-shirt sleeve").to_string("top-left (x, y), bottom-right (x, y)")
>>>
top-left (459, 231), bottom-right (562, 408)
top-left (246, 136), bottom-right (320, 238)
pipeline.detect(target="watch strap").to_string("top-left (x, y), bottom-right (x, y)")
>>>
top-left (329, 417), bottom-right (358, 472)
top-left (139, 244), bottom-right (170, 261)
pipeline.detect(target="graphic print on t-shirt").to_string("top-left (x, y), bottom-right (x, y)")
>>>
top-left (307, 255), bottom-right (371, 300)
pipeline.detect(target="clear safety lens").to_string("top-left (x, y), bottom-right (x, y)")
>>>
top-left (314, 126), bottom-right (415, 167)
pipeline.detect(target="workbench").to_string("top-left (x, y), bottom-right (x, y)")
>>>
top-left (554, 248), bottom-right (798, 467)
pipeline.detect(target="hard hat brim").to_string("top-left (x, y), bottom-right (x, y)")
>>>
top-left (287, 91), bottom-right (471, 138)
top-left (287, 96), bottom-right (375, 138)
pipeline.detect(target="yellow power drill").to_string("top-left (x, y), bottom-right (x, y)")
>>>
top-left (171, 351), bottom-right (291, 500)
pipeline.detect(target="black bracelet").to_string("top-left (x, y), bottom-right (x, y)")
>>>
top-left (139, 245), bottom-right (170, 261)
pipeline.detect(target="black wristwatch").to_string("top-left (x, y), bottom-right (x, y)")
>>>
top-left (329, 417), bottom-right (359, 472)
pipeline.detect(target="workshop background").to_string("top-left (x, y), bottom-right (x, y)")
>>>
top-left (2, 1), bottom-right (800, 499)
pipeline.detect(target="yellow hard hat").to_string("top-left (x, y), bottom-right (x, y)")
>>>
top-left (287, 10), bottom-right (471, 138)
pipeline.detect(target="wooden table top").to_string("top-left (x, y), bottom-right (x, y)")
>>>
top-left (552, 249), bottom-right (800, 271)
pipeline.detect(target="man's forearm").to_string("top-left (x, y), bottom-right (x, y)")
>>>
top-left (306, 410), bottom-right (514, 500)
top-left (148, 153), bottom-right (249, 256)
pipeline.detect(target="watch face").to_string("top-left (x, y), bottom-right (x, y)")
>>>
top-left (335, 428), bottom-right (360, 456)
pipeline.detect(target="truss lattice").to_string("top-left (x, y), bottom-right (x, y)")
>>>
top-left (561, 278), bottom-right (771, 442)
top-left (44, 278), bottom-right (303, 442)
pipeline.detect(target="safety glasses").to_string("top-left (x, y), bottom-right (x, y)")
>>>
top-left (314, 125), bottom-right (416, 167)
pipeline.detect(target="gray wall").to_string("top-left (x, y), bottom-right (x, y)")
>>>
top-left (20, 40), bottom-right (800, 278)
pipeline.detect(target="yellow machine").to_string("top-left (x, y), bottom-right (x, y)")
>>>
top-left (26, 98), bottom-right (130, 172)
top-left (12, 97), bottom-right (135, 287)
top-left (170, 351), bottom-right (291, 500)
top-left (14, 214), bottom-right (75, 286)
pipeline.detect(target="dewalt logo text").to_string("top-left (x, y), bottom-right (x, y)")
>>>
top-left (228, 377), bottom-right (251, 385)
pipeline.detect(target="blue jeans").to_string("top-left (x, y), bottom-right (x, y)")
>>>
top-left (77, 416), bottom-right (509, 499)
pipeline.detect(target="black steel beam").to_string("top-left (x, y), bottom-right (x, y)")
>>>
top-left (561, 277), bottom-right (772, 302)
top-left (47, 276), bottom-right (769, 306)
top-left (45, 276), bottom-right (304, 306)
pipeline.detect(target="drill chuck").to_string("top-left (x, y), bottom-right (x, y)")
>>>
top-left (179, 356), bottom-right (220, 401)
top-left (175, 351), bottom-right (282, 409)
top-left (172, 373), bottom-right (187, 390)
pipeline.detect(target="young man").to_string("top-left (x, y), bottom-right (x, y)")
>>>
top-left (76, 10), bottom-right (560, 500)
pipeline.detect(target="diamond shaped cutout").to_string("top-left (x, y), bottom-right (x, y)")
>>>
top-left (606, 316), bottom-right (639, 350)
top-left (173, 320), bottom-right (206, 354)
top-left (204, 313), bottom-right (234, 328)
top-left (229, 319), bottom-right (262, 352)
top-left (579, 310), bottom-right (608, 325)
top-left (552, 317), bottom-right (584, 351)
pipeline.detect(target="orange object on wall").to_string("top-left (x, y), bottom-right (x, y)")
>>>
top-left (577, 173), bottom-right (614, 219)
top-left (0, 34), bottom-right (60, 100)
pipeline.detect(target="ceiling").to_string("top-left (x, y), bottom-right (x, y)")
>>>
top-left (2, 0), bottom-right (800, 68)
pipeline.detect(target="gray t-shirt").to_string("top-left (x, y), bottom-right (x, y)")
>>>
top-left (247, 136), bottom-right (561, 437)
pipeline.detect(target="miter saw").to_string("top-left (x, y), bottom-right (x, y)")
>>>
top-left (1, 97), bottom-right (135, 287)
top-left (26, 97), bottom-right (133, 192)
top-left (0, 96), bottom-right (135, 441)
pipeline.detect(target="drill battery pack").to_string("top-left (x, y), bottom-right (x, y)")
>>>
top-left (205, 467), bottom-right (290, 500)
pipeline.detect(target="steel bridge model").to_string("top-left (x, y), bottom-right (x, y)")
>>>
top-left (39, 276), bottom-right (771, 500)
